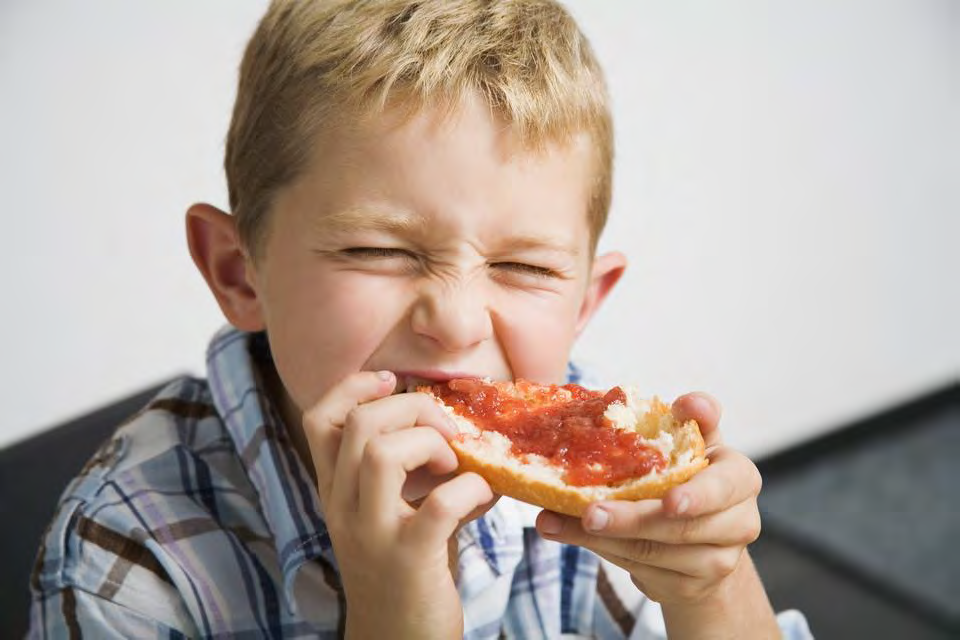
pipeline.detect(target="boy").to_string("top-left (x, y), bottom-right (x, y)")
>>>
top-left (30, 1), bottom-right (811, 637)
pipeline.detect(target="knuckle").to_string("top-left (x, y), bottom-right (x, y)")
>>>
top-left (678, 516), bottom-right (701, 544)
top-left (362, 438), bottom-right (394, 470)
top-left (414, 392), bottom-right (442, 412)
top-left (710, 548), bottom-right (742, 578)
top-left (741, 512), bottom-right (762, 545)
top-left (629, 537), bottom-right (660, 561)
top-left (343, 405), bottom-right (377, 439)
top-left (424, 491), bottom-right (458, 520)
top-left (343, 405), bottom-right (365, 430)
top-left (421, 425), bottom-right (447, 449)
top-left (750, 467), bottom-right (764, 496)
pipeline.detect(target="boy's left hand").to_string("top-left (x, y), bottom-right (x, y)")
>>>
top-left (535, 392), bottom-right (763, 605)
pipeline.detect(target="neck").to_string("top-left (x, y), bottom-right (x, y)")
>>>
top-left (258, 357), bottom-right (317, 484)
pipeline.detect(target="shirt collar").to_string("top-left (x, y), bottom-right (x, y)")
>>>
top-left (205, 326), bottom-right (335, 612)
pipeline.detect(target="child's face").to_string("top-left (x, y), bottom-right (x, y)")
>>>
top-left (244, 94), bottom-right (624, 415)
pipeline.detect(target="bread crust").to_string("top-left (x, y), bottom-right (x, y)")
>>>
top-left (426, 383), bottom-right (709, 517)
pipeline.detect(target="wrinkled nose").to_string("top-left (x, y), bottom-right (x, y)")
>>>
top-left (410, 278), bottom-right (493, 352)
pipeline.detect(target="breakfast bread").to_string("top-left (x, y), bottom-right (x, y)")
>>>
top-left (422, 379), bottom-right (709, 517)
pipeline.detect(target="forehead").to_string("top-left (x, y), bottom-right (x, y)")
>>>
top-left (273, 95), bottom-right (598, 250)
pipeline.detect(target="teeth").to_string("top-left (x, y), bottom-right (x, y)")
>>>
top-left (389, 376), bottom-right (433, 395)
top-left (405, 377), bottom-right (432, 393)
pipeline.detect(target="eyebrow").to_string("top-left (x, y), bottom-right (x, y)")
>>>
top-left (315, 206), bottom-right (581, 258)
top-left (315, 206), bottom-right (430, 236)
top-left (495, 235), bottom-right (582, 258)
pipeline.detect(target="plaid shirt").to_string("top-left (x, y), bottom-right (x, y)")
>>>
top-left (29, 326), bottom-right (812, 639)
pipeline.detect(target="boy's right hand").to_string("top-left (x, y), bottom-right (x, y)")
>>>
top-left (302, 371), bottom-right (496, 640)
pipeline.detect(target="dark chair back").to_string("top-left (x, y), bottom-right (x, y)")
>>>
top-left (0, 380), bottom-right (175, 638)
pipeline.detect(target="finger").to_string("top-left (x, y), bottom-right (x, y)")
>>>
top-left (402, 467), bottom-right (457, 505)
top-left (661, 446), bottom-right (762, 519)
top-left (592, 548), bottom-right (680, 602)
top-left (539, 512), bottom-right (744, 578)
top-left (358, 427), bottom-right (459, 527)
top-left (581, 498), bottom-right (761, 546)
top-left (459, 492), bottom-right (501, 527)
top-left (672, 392), bottom-right (722, 447)
top-left (331, 392), bottom-right (457, 513)
top-left (593, 550), bottom-right (731, 604)
top-left (405, 472), bottom-right (494, 549)
top-left (302, 370), bottom-right (397, 503)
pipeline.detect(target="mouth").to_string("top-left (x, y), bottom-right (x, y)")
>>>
top-left (391, 370), bottom-right (484, 394)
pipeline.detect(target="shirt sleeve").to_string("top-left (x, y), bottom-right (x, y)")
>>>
top-left (594, 559), bottom-right (815, 640)
top-left (625, 602), bottom-right (814, 640)
top-left (29, 587), bottom-right (196, 639)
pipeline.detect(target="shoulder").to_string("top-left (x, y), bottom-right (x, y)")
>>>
top-left (31, 376), bottom-right (267, 624)
top-left (67, 376), bottom-right (242, 498)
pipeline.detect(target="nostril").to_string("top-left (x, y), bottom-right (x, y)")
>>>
top-left (409, 278), bottom-right (494, 352)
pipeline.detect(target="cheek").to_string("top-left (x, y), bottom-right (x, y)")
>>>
top-left (264, 273), bottom-right (408, 408)
top-left (493, 291), bottom-right (583, 384)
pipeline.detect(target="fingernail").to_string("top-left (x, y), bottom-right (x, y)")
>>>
top-left (675, 494), bottom-right (690, 516)
top-left (539, 512), bottom-right (563, 536)
top-left (377, 370), bottom-right (394, 382)
top-left (585, 507), bottom-right (609, 532)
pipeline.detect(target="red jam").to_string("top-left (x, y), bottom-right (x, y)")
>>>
top-left (430, 378), bottom-right (666, 486)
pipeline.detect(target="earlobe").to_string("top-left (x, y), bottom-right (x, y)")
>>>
top-left (185, 203), bottom-right (265, 331)
top-left (575, 251), bottom-right (627, 336)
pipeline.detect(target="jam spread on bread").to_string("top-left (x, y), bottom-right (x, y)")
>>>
top-left (429, 378), bottom-right (666, 486)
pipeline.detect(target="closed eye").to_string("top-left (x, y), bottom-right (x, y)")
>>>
top-left (491, 262), bottom-right (560, 278)
top-left (340, 247), bottom-right (417, 259)
top-left (330, 247), bottom-right (423, 275)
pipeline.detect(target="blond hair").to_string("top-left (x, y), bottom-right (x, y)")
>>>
top-left (226, 0), bottom-right (613, 258)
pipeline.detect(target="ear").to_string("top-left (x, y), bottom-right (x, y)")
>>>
top-left (575, 251), bottom-right (627, 336)
top-left (185, 203), bottom-right (266, 332)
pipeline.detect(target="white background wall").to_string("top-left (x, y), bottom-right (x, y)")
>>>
top-left (2, 0), bottom-right (957, 456)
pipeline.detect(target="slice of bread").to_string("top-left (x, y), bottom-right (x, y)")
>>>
top-left (423, 380), bottom-right (708, 517)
